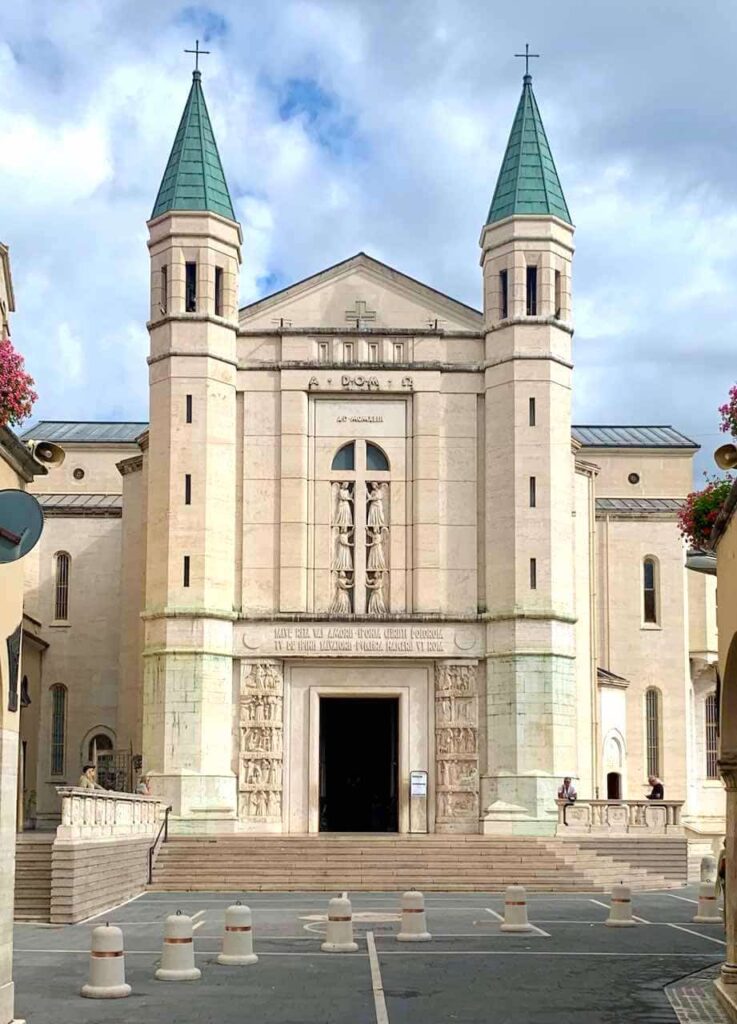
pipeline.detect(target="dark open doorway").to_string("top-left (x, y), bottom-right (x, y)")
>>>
top-left (319, 697), bottom-right (398, 832)
top-left (606, 772), bottom-right (622, 800)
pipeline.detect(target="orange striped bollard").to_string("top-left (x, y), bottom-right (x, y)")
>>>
top-left (217, 903), bottom-right (258, 965)
top-left (500, 885), bottom-right (534, 933)
top-left (694, 881), bottom-right (722, 923)
top-left (155, 911), bottom-right (201, 981)
top-left (605, 883), bottom-right (636, 927)
top-left (80, 924), bottom-right (131, 998)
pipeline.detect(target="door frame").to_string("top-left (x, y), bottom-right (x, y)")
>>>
top-left (308, 685), bottom-right (410, 833)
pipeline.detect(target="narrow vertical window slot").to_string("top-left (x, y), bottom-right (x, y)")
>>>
top-left (214, 266), bottom-right (224, 316)
top-left (499, 269), bottom-right (509, 319)
top-left (318, 342), bottom-right (329, 363)
top-left (529, 477), bottom-right (537, 508)
top-left (186, 394), bottom-right (193, 423)
top-left (530, 558), bottom-right (537, 590)
top-left (529, 397), bottom-right (536, 426)
top-left (183, 555), bottom-right (191, 588)
top-left (185, 262), bottom-right (197, 312)
top-left (344, 342), bottom-right (354, 363)
top-left (393, 342), bottom-right (404, 362)
top-left (160, 265), bottom-right (168, 314)
top-left (185, 474), bottom-right (192, 505)
top-left (368, 342), bottom-right (379, 363)
top-left (526, 265), bottom-right (538, 316)
top-left (554, 270), bottom-right (562, 319)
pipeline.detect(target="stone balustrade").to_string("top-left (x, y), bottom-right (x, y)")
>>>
top-left (55, 787), bottom-right (163, 842)
top-left (556, 799), bottom-right (684, 836)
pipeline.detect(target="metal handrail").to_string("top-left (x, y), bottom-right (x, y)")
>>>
top-left (148, 805), bottom-right (172, 884)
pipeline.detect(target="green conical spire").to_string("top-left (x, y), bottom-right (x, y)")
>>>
top-left (487, 74), bottom-right (571, 225)
top-left (151, 70), bottom-right (235, 221)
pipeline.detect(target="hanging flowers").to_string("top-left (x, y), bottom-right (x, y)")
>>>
top-left (0, 336), bottom-right (37, 428)
top-left (678, 474), bottom-right (734, 550)
top-left (719, 384), bottom-right (737, 438)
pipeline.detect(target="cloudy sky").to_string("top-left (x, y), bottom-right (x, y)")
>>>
top-left (1, 0), bottom-right (735, 476)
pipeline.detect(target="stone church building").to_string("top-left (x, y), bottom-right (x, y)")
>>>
top-left (16, 69), bottom-right (723, 846)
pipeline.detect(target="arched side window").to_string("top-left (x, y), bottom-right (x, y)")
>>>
top-left (705, 692), bottom-right (719, 780)
top-left (331, 442), bottom-right (355, 471)
top-left (55, 551), bottom-right (71, 621)
top-left (645, 687), bottom-right (661, 777)
top-left (366, 442), bottom-right (389, 471)
top-left (50, 684), bottom-right (67, 776)
top-left (643, 557), bottom-right (658, 624)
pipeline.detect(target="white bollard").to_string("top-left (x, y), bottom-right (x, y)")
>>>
top-left (701, 856), bottom-right (717, 884)
top-left (80, 924), bottom-right (131, 999)
top-left (155, 911), bottom-right (201, 981)
top-left (694, 880), bottom-right (722, 923)
top-left (397, 889), bottom-right (432, 942)
top-left (605, 883), bottom-right (636, 927)
top-left (217, 903), bottom-right (258, 965)
top-left (500, 885), bottom-right (534, 933)
top-left (321, 895), bottom-right (358, 952)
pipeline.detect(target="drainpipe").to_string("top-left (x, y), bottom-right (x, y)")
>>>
top-left (590, 482), bottom-right (601, 800)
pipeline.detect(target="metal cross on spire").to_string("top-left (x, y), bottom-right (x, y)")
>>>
top-left (514, 43), bottom-right (540, 77)
top-left (184, 39), bottom-right (210, 72)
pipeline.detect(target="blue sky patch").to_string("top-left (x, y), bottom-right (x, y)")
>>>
top-left (276, 77), bottom-right (361, 159)
top-left (176, 5), bottom-right (229, 43)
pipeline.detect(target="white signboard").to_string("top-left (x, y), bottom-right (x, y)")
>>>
top-left (410, 771), bottom-right (428, 797)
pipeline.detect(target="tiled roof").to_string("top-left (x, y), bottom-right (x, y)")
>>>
top-left (595, 497), bottom-right (682, 514)
top-left (20, 422), bottom-right (146, 444)
top-left (35, 493), bottom-right (122, 516)
top-left (151, 71), bottom-right (235, 222)
top-left (573, 425), bottom-right (698, 449)
top-left (487, 75), bottom-right (571, 225)
top-left (597, 667), bottom-right (629, 687)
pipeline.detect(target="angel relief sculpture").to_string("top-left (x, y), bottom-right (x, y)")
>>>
top-left (330, 481), bottom-right (355, 614)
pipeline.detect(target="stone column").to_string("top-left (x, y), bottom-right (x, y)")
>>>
top-left (718, 757), bottom-right (737, 991)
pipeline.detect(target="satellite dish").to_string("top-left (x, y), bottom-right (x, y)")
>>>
top-left (0, 489), bottom-right (44, 563)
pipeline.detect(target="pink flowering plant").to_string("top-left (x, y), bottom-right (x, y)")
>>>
top-left (719, 384), bottom-right (737, 437)
top-left (678, 474), bottom-right (734, 549)
top-left (0, 336), bottom-right (37, 428)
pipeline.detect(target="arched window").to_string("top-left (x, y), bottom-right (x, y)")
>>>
top-left (331, 442), bottom-right (355, 471)
top-left (88, 733), bottom-right (115, 788)
top-left (643, 557), bottom-right (658, 624)
top-left (706, 692), bottom-right (719, 779)
top-left (366, 442), bottom-right (389, 471)
top-left (50, 684), bottom-right (67, 776)
top-left (54, 552), bottom-right (70, 621)
top-left (645, 687), bottom-right (661, 777)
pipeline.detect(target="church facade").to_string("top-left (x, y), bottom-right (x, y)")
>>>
top-left (17, 70), bottom-right (722, 842)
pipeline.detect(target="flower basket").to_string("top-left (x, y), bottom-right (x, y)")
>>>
top-left (0, 336), bottom-right (36, 427)
top-left (678, 476), bottom-right (733, 550)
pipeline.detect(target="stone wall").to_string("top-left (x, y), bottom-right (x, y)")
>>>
top-left (50, 835), bottom-right (151, 924)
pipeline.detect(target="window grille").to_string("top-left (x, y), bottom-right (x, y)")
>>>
top-left (55, 552), bottom-right (70, 620)
top-left (706, 693), bottom-right (719, 780)
top-left (645, 688), bottom-right (660, 777)
top-left (50, 685), bottom-right (67, 776)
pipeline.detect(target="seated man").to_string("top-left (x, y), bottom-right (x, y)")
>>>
top-left (78, 763), bottom-right (105, 790)
top-left (558, 777), bottom-right (577, 824)
top-left (646, 775), bottom-right (664, 800)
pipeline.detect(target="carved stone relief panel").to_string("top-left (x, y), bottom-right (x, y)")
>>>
top-left (239, 661), bottom-right (284, 822)
top-left (435, 663), bottom-right (479, 829)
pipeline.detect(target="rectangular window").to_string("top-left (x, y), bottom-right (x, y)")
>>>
top-left (706, 693), bottom-right (719, 780)
top-left (214, 266), bottom-right (224, 316)
top-left (529, 477), bottom-right (537, 508)
top-left (344, 342), bottom-right (354, 363)
top-left (499, 269), bottom-right (509, 319)
top-left (161, 265), bottom-right (168, 314)
top-left (186, 394), bottom-right (193, 423)
top-left (646, 688), bottom-right (661, 777)
top-left (185, 474), bottom-right (192, 505)
top-left (643, 559), bottom-right (657, 623)
top-left (530, 558), bottom-right (537, 590)
top-left (185, 262), bottom-right (197, 312)
top-left (368, 342), bottom-right (379, 363)
top-left (554, 270), bottom-right (562, 319)
top-left (183, 555), bottom-right (190, 588)
top-left (50, 686), bottom-right (66, 776)
top-left (529, 397), bottom-right (536, 427)
top-left (318, 342), bottom-right (329, 363)
top-left (393, 342), bottom-right (405, 362)
top-left (526, 265), bottom-right (538, 316)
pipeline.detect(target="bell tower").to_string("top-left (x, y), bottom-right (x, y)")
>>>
top-left (143, 67), bottom-right (242, 828)
top-left (480, 69), bottom-right (577, 833)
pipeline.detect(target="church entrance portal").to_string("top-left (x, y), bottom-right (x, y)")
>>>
top-left (319, 697), bottom-right (398, 832)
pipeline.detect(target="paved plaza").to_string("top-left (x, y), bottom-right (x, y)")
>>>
top-left (11, 885), bottom-right (730, 1023)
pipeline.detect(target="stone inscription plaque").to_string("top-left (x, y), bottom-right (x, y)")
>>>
top-left (237, 622), bottom-right (483, 659)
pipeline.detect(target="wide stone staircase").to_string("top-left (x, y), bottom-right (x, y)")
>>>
top-left (150, 834), bottom-right (687, 892)
top-left (14, 834), bottom-right (53, 921)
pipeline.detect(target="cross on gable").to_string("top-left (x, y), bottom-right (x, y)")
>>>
top-left (344, 299), bottom-right (377, 330)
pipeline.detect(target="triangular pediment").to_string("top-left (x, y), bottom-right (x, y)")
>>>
top-left (238, 253), bottom-right (482, 332)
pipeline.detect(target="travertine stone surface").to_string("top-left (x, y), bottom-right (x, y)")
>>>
top-left (435, 662), bottom-right (479, 833)
top-left (238, 662), bottom-right (284, 828)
